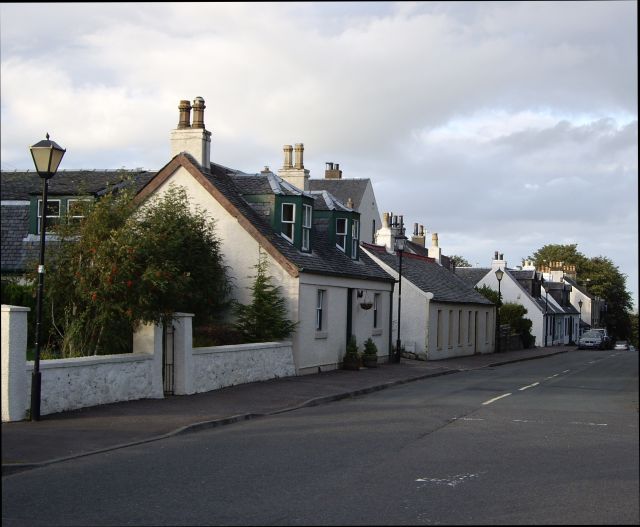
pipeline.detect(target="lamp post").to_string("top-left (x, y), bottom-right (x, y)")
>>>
top-left (578, 299), bottom-right (583, 339)
top-left (394, 233), bottom-right (407, 363)
top-left (544, 283), bottom-right (549, 347)
top-left (29, 134), bottom-right (66, 421)
top-left (495, 268), bottom-right (504, 353)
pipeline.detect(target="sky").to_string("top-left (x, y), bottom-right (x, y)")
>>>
top-left (1, 2), bottom-right (638, 310)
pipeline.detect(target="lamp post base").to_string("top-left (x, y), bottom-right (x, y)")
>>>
top-left (30, 371), bottom-right (41, 421)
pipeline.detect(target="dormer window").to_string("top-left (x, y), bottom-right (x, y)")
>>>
top-left (336, 218), bottom-right (347, 252)
top-left (351, 219), bottom-right (359, 259)
top-left (302, 204), bottom-right (312, 251)
top-left (281, 202), bottom-right (295, 242)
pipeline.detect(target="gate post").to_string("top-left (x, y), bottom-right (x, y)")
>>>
top-left (173, 313), bottom-right (195, 395)
top-left (133, 321), bottom-right (164, 399)
top-left (1, 305), bottom-right (30, 422)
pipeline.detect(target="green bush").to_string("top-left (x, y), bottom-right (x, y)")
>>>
top-left (363, 337), bottom-right (378, 357)
top-left (500, 302), bottom-right (534, 348)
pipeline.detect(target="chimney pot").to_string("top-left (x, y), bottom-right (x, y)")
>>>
top-left (382, 212), bottom-right (390, 228)
top-left (178, 100), bottom-right (192, 129)
top-left (283, 145), bottom-right (293, 169)
top-left (413, 223), bottom-right (418, 236)
top-left (432, 233), bottom-right (439, 247)
top-left (192, 96), bottom-right (206, 129)
top-left (494, 251), bottom-right (499, 260)
top-left (294, 143), bottom-right (304, 169)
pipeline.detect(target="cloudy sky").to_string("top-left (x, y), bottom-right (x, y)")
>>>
top-left (1, 2), bottom-right (637, 309)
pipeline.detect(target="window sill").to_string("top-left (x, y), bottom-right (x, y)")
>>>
top-left (315, 331), bottom-right (328, 340)
top-left (372, 329), bottom-right (382, 336)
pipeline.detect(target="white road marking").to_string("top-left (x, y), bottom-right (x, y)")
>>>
top-left (545, 374), bottom-right (559, 380)
top-left (519, 382), bottom-right (540, 391)
top-left (451, 417), bottom-right (485, 421)
top-left (482, 393), bottom-right (512, 405)
top-left (570, 421), bottom-right (608, 427)
top-left (562, 370), bottom-right (570, 374)
top-left (416, 473), bottom-right (482, 487)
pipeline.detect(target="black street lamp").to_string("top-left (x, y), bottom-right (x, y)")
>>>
top-left (495, 268), bottom-right (504, 353)
top-left (544, 283), bottom-right (549, 347)
top-left (394, 233), bottom-right (407, 363)
top-left (578, 299), bottom-right (583, 339)
top-left (29, 133), bottom-right (66, 421)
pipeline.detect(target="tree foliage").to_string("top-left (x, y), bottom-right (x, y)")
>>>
top-left (500, 302), bottom-right (535, 348)
top-left (44, 184), bottom-right (231, 357)
top-left (475, 284), bottom-right (500, 305)
top-left (233, 250), bottom-right (297, 343)
top-left (449, 255), bottom-right (471, 267)
top-left (528, 244), bottom-right (633, 339)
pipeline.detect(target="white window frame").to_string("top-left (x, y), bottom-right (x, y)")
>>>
top-left (316, 289), bottom-right (325, 331)
top-left (37, 199), bottom-right (61, 234)
top-left (351, 219), bottom-right (359, 259)
top-left (67, 198), bottom-right (92, 221)
top-left (302, 204), bottom-right (312, 251)
top-left (281, 203), bottom-right (295, 243)
top-left (336, 218), bottom-right (347, 252)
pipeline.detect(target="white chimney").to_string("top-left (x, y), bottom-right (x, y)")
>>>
top-left (170, 96), bottom-right (212, 170)
top-left (428, 232), bottom-right (442, 264)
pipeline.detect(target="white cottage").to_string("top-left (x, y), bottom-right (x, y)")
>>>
top-left (361, 216), bottom-right (495, 360)
top-left (136, 98), bottom-right (395, 374)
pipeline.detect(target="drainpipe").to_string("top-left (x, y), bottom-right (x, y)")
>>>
top-left (424, 292), bottom-right (434, 359)
top-left (388, 281), bottom-right (395, 363)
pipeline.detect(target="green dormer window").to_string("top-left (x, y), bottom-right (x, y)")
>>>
top-left (281, 203), bottom-right (295, 242)
top-left (31, 196), bottom-right (93, 234)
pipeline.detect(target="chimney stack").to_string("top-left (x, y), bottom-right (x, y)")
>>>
top-left (325, 162), bottom-right (343, 179)
top-left (170, 96), bottom-right (212, 170)
top-left (346, 197), bottom-right (354, 209)
top-left (278, 142), bottom-right (310, 191)
top-left (411, 223), bottom-right (426, 247)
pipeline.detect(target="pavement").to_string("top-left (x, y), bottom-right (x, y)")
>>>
top-left (1, 346), bottom-right (574, 476)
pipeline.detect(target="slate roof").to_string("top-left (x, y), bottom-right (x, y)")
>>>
top-left (454, 267), bottom-right (491, 287)
top-left (1, 170), bottom-right (158, 273)
top-left (362, 243), bottom-right (493, 305)
top-left (563, 276), bottom-right (595, 299)
top-left (308, 178), bottom-right (370, 209)
top-left (1, 170), bottom-right (157, 200)
top-left (149, 157), bottom-right (395, 283)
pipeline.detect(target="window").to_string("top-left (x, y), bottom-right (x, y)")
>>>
top-left (336, 218), bottom-right (347, 252)
top-left (351, 219), bottom-right (359, 259)
top-left (302, 204), bottom-right (312, 251)
top-left (67, 198), bottom-right (92, 223)
top-left (468, 311), bottom-right (472, 344)
top-left (316, 289), bottom-right (325, 331)
top-left (486, 312), bottom-right (490, 344)
top-left (458, 310), bottom-right (462, 345)
top-left (437, 310), bottom-right (442, 349)
top-left (281, 203), bottom-right (295, 242)
top-left (37, 199), bottom-right (61, 234)
top-left (448, 310), bottom-right (453, 348)
top-left (373, 293), bottom-right (380, 328)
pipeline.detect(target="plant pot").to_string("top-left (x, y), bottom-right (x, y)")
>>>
top-left (343, 356), bottom-right (361, 370)
top-left (362, 355), bottom-right (378, 368)
top-left (360, 302), bottom-right (373, 310)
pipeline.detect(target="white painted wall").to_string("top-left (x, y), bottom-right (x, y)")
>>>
top-left (191, 342), bottom-right (295, 393)
top-left (297, 274), bottom-right (393, 373)
top-left (359, 181), bottom-right (383, 244)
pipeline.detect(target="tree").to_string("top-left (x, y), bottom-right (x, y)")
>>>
top-left (528, 244), bottom-right (633, 340)
top-left (475, 284), bottom-right (500, 305)
top-left (500, 302), bottom-right (535, 348)
top-left (450, 255), bottom-right (471, 267)
top-left (233, 250), bottom-right (297, 342)
top-left (44, 184), bottom-right (231, 357)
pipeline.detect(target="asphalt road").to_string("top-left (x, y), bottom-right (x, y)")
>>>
top-left (2, 350), bottom-right (638, 525)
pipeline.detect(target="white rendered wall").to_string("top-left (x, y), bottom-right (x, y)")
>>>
top-left (190, 342), bottom-right (295, 393)
top-left (1, 305), bottom-right (30, 421)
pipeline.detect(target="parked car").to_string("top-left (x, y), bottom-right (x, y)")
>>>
top-left (614, 340), bottom-right (630, 350)
top-left (591, 328), bottom-right (612, 349)
top-left (578, 330), bottom-right (604, 350)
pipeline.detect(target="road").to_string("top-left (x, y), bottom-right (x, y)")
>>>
top-left (2, 350), bottom-right (638, 525)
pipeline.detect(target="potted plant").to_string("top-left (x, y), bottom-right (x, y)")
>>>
top-left (343, 335), bottom-right (361, 370)
top-left (362, 337), bottom-right (378, 368)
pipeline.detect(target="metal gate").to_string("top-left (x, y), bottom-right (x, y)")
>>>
top-left (162, 322), bottom-right (175, 395)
